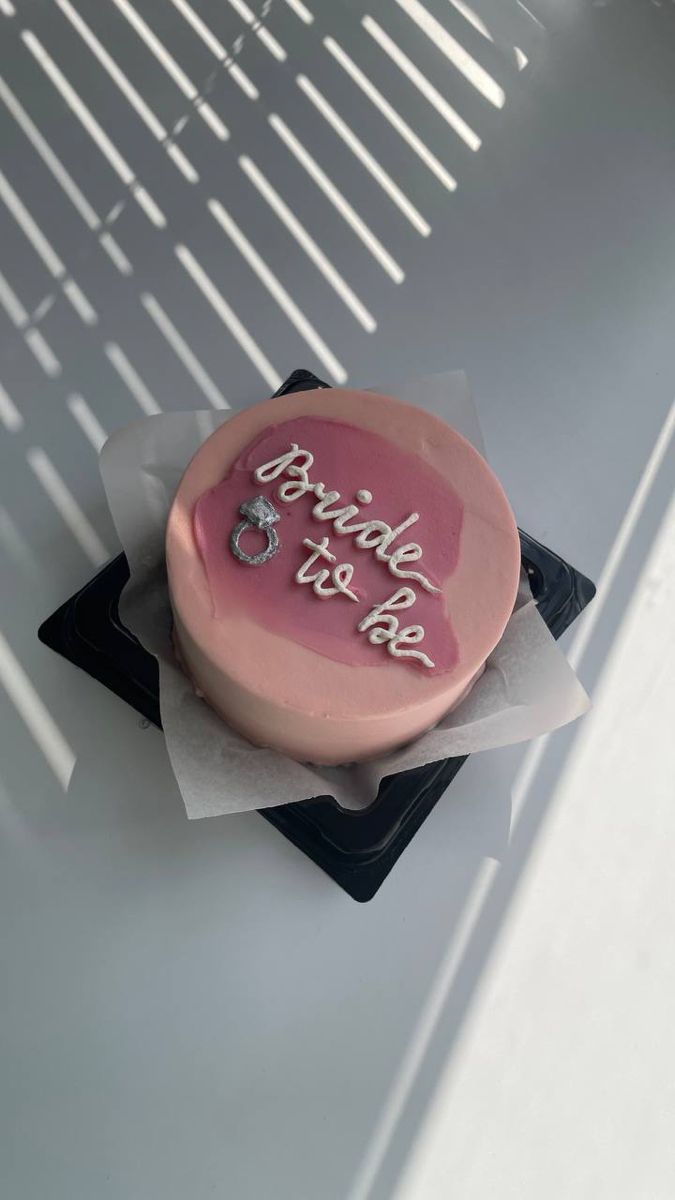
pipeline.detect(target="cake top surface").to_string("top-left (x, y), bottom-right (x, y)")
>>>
top-left (166, 388), bottom-right (520, 721)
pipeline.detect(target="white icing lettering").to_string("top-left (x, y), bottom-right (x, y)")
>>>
top-left (357, 588), bottom-right (435, 669)
top-left (311, 483), bottom-right (347, 522)
top-left (254, 442), bottom-right (313, 484)
top-left (358, 585), bottom-right (416, 621)
top-left (375, 512), bottom-right (420, 552)
top-left (278, 477), bottom-right (313, 502)
top-left (355, 513), bottom-right (441, 594)
top-left (333, 506), bottom-right (361, 532)
top-left (388, 542), bottom-right (422, 570)
top-left (251, 442), bottom-right (442, 668)
top-left (386, 542), bottom-right (440, 591)
top-left (331, 490), bottom-right (374, 535)
top-left (354, 519), bottom-right (394, 550)
top-left (310, 484), bottom-right (378, 537)
top-left (257, 443), bottom-right (439, 592)
top-left (296, 537), bottom-right (359, 603)
top-left (255, 444), bottom-right (314, 503)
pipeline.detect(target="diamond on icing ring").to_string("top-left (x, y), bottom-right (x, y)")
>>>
top-left (230, 495), bottom-right (281, 566)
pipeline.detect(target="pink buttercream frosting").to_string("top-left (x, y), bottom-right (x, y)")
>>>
top-left (165, 388), bottom-right (521, 765)
top-left (193, 416), bottom-right (464, 675)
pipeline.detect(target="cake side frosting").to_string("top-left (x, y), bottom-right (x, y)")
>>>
top-left (166, 388), bottom-right (521, 764)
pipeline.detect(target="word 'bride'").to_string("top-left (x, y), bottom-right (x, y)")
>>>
top-left (254, 443), bottom-right (440, 595)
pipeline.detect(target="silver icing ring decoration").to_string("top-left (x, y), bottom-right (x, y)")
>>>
top-left (230, 495), bottom-right (281, 566)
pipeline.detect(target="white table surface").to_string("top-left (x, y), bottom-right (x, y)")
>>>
top-left (1, 2), bottom-right (674, 1197)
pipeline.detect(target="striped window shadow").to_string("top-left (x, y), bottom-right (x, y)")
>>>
top-left (0, 0), bottom-right (543, 472)
top-left (0, 627), bottom-right (76, 790)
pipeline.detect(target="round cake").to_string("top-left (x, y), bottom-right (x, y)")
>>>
top-left (166, 388), bottom-right (520, 765)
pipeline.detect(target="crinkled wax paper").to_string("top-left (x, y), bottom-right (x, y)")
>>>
top-left (99, 372), bottom-right (589, 816)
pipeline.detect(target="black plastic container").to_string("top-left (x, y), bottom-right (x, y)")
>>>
top-left (39, 370), bottom-right (595, 900)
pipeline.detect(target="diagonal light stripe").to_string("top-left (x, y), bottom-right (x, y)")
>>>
top-left (56, 0), bottom-right (165, 140)
top-left (0, 74), bottom-right (139, 274)
top-left (568, 401), bottom-right (675, 672)
top-left (324, 37), bottom-right (457, 193)
top-left (166, 142), bottom-right (199, 182)
top-left (239, 155), bottom-right (376, 332)
top-left (395, 0), bottom-right (505, 108)
top-left (229, 63), bottom-right (258, 100)
top-left (0, 270), bottom-right (61, 371)
top-left (269, 114), bottom-right (404, 282)
top-left (208, 197), bottom-right (348, 383)
top-left (0, 169), bottom-right (98, 324)
top-left (448, 0), bottom-right (493, 40)
top-left (27, 446), bottom-right (109, 565)
top-left (169, 0), bottom-right (228, 58)
top-left (25, 330), bottom-right (61, 377)
top-left (99, 233), bottom-right (133, 275)
top-left (141, 293), bottom-right (229, 409)
top-left (0, 75), bottom-right (100, 229)
top-left (55, 0), bottom-right (199, 182)
top-left (0, 380), bottom-right (23, 432)
top-left (194, 101), bottom-right (229, 141)
top-left (517, 1), bottom-right (546, 30)
top-left (67, 393), bottom-right (108, 451)
top-left (0, 268), bottom-right (29, 327)
top-left (168, 0), bottom-right (259, 98)
top-left (112, 0), bottom-right (199, 96)
top-left (363, 17), bottom-right (480, 151)
top-left (105, 342), bottom-right (162, 415)
top-left (224, 0), bottom-right (287, 60)
top-left (283, 0), bottom-right (313, 22)
top-left (22, 30), bottom-right (129, 186)
top-left (131, 185), bottom-right (166, 227)
top-left (0, 167), bottom-right (65, 277)
top-left (175, 243), bottom-right (281, 391)
top-left (0, 507), bottom-right (41, 577)
top-left (62, 279), bottom-right (97, 325)
top-left (297, 74), bottom-right (431, 235)
top-left (111, 0), bottom-right (229, 138)
top-left (348, 860), bottom-right (498, 1200)
top-left (256, 26), bottom-right (286, 62)
top-left (226, 0), bottom-right (259, 24)
top-left (0, 630), bottom-right (76, 790)
top-left (21, 31), bottom-right (166, 226)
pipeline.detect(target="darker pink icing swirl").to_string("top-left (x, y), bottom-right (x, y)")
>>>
top-left (193, 416), bottom-right (463, 675)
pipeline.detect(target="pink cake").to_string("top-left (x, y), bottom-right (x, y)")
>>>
top-left (165, 388), bottom-right (520, 765)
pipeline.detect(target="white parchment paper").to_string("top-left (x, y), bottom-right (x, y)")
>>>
top-left (99, 371), bottom-right (589, 816)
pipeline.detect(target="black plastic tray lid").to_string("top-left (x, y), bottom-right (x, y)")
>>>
top-left (39, 369), bottom-right (595, 901)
